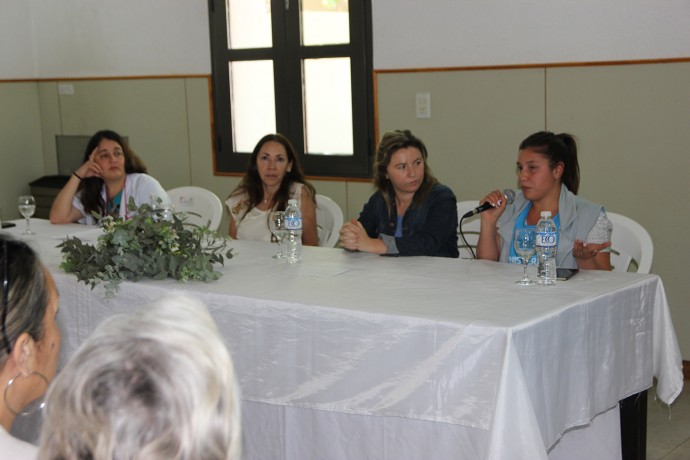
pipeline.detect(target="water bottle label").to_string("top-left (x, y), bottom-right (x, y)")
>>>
top-left (285, 217), bottom-right (302, 231)
top-left (536, 231), bottom-right (557, 248)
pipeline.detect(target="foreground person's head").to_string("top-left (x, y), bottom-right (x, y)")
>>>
top-left (38, 295), bottom-right (241, 460)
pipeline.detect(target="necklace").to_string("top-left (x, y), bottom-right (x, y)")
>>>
top-left (103, 177), bottom-right (127, 219)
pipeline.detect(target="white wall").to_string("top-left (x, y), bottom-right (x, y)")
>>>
top-left (3, 0), bottom-right (689, 78)
top-left (0, 0), bottom-right (210, 78)
top-left (371, 0), bottom-right (690, 69)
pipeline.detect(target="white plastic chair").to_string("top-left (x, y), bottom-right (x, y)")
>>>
top-left (315, 194), bottom-right (344, 248)
top-left (167, 186), bottom-right (223, 231)
top-left (457, 200), bottom-right (481, 259)
top-left (606, 212), bottom-right (653, 273)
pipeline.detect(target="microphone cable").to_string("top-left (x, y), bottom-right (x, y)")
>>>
top-left (458, 215), bottom-right (477, 259)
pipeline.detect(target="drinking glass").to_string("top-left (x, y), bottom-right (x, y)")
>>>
top-left (513, 227), bottom-right (536, 285)
top-left (17, 195), bottom-right (36, 235)
top-left (268, 211), bottom-right (286, 259)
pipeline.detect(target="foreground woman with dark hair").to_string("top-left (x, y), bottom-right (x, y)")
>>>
top-left (0, 235), bottom-right (61, 459)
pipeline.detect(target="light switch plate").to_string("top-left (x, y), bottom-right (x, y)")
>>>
top-left (58, 83), bottom-right (74, 95)
top-left (415, 92), bottom-right (431, 119)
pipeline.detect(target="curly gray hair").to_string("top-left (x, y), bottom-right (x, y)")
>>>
top-left (38, 295), bottom-right (241, 460)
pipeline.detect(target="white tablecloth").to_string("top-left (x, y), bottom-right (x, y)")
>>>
top-left (4, 220), bottom-right (684, 460)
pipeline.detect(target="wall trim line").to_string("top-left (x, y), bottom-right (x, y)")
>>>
top-left (0, 74), bottom-right (211, 83)
top-left (373, 57), bottom-right (690, 75)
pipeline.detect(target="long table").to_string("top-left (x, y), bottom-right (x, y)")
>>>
top-left (5, 220), bottom-right (684, 459)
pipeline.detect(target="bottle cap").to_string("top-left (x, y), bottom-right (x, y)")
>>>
top-left (540, 211), bottom-right (552, 218)
top-left (288, 199), bottom-right (297, 206)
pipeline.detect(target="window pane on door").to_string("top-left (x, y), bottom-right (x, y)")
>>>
top-left (227, 0), bottom-right (273, 49)
top-left (229, 60), bottom-right (276, 152)
top-left (300, 0), bottom-right (349, 46)
top-left (303, 58), bottom-right (353, 156)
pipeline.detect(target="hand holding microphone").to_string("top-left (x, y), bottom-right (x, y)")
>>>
top-left (462, 189), bottom-right (515, 219)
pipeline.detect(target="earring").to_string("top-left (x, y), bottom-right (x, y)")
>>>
top-left (4, 371), bottom-right (49, 416)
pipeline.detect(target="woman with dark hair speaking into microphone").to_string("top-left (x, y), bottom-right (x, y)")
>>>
top-left (476, 131), bottom-right (612, 270)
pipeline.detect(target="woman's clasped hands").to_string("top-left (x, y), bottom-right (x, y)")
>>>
top-left (339, 218), bottom-right (365, 250)
top-left (339, 218), bottom-right (382, 253)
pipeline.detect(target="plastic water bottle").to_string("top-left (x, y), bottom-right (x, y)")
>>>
top-left (284, 199), bottom-right (303, 263)
top-left (536, 211), bottom-right (557, 285)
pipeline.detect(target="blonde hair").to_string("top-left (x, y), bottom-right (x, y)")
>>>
top-left (38, 295), bottom-right (241, 460)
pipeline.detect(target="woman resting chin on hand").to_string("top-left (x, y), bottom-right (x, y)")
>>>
top-left (49, 129), bottom-right (170, 225)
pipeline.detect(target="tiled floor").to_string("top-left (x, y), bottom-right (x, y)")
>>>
top-left (647, 381), bottom-right (690, 459)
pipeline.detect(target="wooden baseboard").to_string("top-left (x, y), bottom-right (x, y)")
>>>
top-left (684, 360), bottom-right (690, 380)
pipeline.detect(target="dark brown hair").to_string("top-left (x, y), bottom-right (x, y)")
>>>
top-left (0, 235), bottom-right (47, 364)
top-left (519, 131), bottom-right (580, 194)
top-left (229, 133), bottom-right (316, 216)
top-left (78, 130), bottom-right (148, 216)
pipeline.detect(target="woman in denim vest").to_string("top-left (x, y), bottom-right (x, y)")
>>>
top-left (339, 130), bottom-right (459, 258)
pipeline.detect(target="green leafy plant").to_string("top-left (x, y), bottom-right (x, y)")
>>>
top-left (58, 198), bottom-right (233, 295)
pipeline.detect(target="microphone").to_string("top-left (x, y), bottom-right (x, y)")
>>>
top-left (462, 189), bottom-right (515, 219)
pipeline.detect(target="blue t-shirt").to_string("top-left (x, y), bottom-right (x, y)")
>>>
top-left (106, 190), bottom-right (123, 217)
top-left (508, 203), bottom-right (560, 265)
top-left (395, 215), bottom-right (404, 238)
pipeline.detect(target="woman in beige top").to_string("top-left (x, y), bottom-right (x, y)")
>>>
top-left (225, 134), bottom-right (318, 245)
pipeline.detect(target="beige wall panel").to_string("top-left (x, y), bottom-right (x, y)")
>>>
top-left (185, 77), bottom-right (214, 187)
top-left (215, 177), bottom-right (242, 236)
top-left (345, 181), bottom-right (375, 221)
top-left (546, 62), bottom-right (690, 357)
top-left (54, 79), bottom-right (190, 190)
top-left (183, 77), bottom-right (237, 234)
top-left (376, 69), bottom-right (546, 203)
top-left (37, 82), bottom-right (62, 174)
top-left (0, 82), bottom-right (44, 220)
top-left (312, 179), bottom-right (348, 219)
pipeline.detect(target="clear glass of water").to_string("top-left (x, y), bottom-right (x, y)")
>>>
top-left (513, 227), bottom-right (536, 285)
top-left (18, 195), bottom-right (36, 235)
top-left (268, 211), bottom-right (286, 259)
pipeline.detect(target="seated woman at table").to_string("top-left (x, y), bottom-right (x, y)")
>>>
top-left (476, 131), bottom-right (612, 270)
top-left (38, 295), bottom-right (241, 460)
top-left (49, 129), bottom-right (170, 225)
top-left (339, 130), bottom-right (459, 257)
top-left (0, 235), bottom-right (61, 459)
top-left (225, 133), bottom-right (318, 245)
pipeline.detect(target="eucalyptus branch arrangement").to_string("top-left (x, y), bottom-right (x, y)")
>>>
top-left (58, 198), bottom-right (233, 295)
